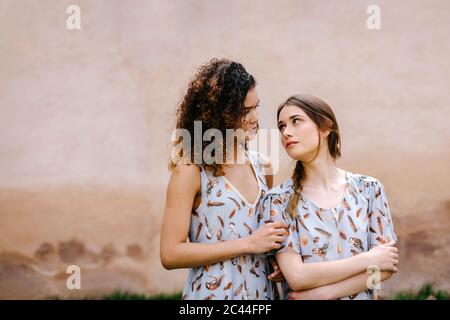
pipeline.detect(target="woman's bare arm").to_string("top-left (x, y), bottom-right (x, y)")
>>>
top-left (160, 164), bottom-right (288, 270)
top-left (288, 271), bottom-right (395, 300)
top-left (160, 164), bottom-right (250, 269)
top-left (276, 243), bottom-right (398, 291)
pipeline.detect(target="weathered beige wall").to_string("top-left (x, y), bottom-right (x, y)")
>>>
top-left (1, 0), bottom-right (449, 299)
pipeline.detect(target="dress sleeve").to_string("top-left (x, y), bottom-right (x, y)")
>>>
top-left (260, 193), bottom-right (300, 255)
top-left (368, 179), bottom-right (398, 247)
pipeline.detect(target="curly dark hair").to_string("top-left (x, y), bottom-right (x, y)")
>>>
top-left (170, 58), bottom-right (256, 176)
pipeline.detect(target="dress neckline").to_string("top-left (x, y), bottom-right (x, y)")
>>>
top-left (222, 150), bottom-right (262, 207)
top-left (300, 171), bottom-right (350, 211)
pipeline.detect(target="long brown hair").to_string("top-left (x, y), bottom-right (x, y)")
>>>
top-left (169, 58), bottom-right (256, 176)
top-left (277, 94), bottom-right (342, 217)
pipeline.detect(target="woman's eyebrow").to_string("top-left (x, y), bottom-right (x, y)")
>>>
top-left (278, 114), bottom-right (303, 125)
top-left (245, 99), bottom-right (260, 109)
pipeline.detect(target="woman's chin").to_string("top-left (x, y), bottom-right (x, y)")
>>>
top-left (285, 148), bottom-right (305, 161)
top-left (245, 131), bottom-right (257, 141)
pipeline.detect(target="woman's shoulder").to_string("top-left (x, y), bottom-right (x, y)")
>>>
top-left (172, 163), bottom-right (201, 174)
top-left (266, 178), bottom-right (294, 198)
top-left (347, 171), bottom-right (385, 192)
top-left (170, 164), bottom-right (202, 187)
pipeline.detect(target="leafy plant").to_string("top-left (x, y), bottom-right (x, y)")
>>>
top-left (393, 283), bottom-right (449, 300)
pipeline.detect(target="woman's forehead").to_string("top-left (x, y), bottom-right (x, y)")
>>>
top-left (244, 87), bottom-right (259, 107)
top-left (279, 104), bottom-right (307, 120)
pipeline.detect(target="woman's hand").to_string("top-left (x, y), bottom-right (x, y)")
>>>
top-left (267, 255), bottom-right (286, 282)
top-left (364, 241), bottom-right (399, 272)
top-left (246, 221), bottom-right (289, 254)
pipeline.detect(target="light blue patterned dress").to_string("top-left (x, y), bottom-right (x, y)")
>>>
top-left (261, 172), bottom-right (397, 300)
top-left (181, 150), bottom-right (278, 300)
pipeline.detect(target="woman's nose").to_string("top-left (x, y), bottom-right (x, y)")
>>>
top-left (249, 108), bottom-right (258, 122)
top-left (282, 125), bottom-right (293, 138)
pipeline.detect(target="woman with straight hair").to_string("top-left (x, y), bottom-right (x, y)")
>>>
top-left (262, 94), bottom-right (399, 300)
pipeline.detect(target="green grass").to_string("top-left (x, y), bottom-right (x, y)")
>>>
top-left (46, 291), bottom-right (182, 300)
top-left (47, 284), bottom-right (449, 300)
top-left (104, 284), bottom-right (450, 300)
top-left (102, 291), bottom-right (182, 300)
top-left (392, 283), bottom-right (450, 300)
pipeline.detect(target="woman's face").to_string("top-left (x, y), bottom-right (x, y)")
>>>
top-left (240, 87), bottom-right (260, 141)
top-left (277, 105), bottom-right (325, 161)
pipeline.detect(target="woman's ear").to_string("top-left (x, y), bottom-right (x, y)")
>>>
top-left (320, 128), bottom-right (331, 139)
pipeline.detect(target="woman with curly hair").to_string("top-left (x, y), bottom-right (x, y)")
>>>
top-left (261, 94), bottom-right (399, 300)
top-left (160, 58), bottom-right (289, 300)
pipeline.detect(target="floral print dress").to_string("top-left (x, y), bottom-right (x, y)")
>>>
top-left (181, 150), bottom-right (277, 300)
top-left (261, 172), bottom-right (397, 300)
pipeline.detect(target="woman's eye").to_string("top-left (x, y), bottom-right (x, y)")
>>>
top-left (293, 118), bottom-right (300, 124)
top-left (278, 124), bottom-right (285, 131)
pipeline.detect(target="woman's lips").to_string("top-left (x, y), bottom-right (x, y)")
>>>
top-left (285, 141), bottom-right (298, 148)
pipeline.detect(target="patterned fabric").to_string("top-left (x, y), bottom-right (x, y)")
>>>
top-left (261, 172), bottom-right (397, 300)
top-left (182, 150), bottom-right (277, 300)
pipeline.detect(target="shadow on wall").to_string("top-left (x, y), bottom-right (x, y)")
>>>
top-left (1, 196), bottom-right (449, 299)
top-left (0, 239), bottom-right (151, 299)
top-left (0, 186), bottom-right (165, 300)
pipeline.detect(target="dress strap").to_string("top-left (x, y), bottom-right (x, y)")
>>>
top-left (198, 165), bottom-right (218, 200)
top-left (246, 150), bottom-right (266, 183)
top-left (198, 165), bottom-right (208, 198)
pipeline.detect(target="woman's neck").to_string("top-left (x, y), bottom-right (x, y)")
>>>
top-left (225, 142), bottom-right (247, 165)
top-left (301, 150), bottom-right (342, 190)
